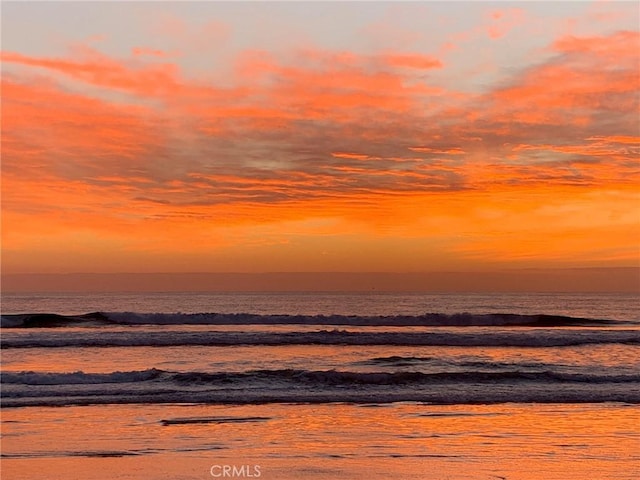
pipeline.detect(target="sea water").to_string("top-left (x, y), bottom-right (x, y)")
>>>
top-left (1, 292), bottom-right (639, 479)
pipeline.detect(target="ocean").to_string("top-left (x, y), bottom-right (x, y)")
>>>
top-left (1, 292), bottom-right (639, 479)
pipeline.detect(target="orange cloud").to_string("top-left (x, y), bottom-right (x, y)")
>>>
top-left (489, 30), bottom-right (639, 119)
top-left (552, 30), bottom-right (639, 58)
top-left (331, 152), bottom-right (375, 161)
top-left (1, 50), bottom-right (181, 97)
top-left (132, 47), bottom-right (172, 57)
top-left (409, 147), bottom-right (466, 155)
top-left (377, 53), bottom-right (443, 69)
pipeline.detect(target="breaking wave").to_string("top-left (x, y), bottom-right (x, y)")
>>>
top-left (1, 369), bottom-right (164, 385)
top-left (1, 311), bottom-right (623, 329)
top-left (4, 368), bottom-right (639, 387)
top-left (3, 367), bottom-right (639, 408)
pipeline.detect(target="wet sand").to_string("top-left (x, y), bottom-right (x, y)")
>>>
top-left (3, 402), bottom-right (638, 480)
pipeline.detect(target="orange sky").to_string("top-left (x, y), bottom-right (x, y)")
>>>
top-left (1, 2), bottom-right (639, 277)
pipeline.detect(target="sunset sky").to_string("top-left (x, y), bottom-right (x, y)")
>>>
top-left (2, 1), bottom-right (639, 277)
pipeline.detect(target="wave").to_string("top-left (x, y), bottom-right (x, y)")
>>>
top-left (0, 311), bottom-right (624, 328)
top-left (3, 367), bottom-right (639, 408)
top-left (2, 328), bottom-right (638, 349)
top-left (171, 369), bottom-right (640, 386)
top-left (364, 356), bottom-right (550, 370)
top-left (4, 368), bottom-right (639, 387)
top-left (1, 313), bottom-right (109, 328)
top-left (0, 369), bottom-right (163, 385)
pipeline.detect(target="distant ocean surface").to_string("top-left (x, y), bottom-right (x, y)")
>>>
top-left (2, 291), bottom-right (640, 319)
top-left (2, 291), bottom-right (639, 479)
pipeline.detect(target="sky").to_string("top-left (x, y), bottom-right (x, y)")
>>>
top-left (2, 1), bottom-right (639, 278)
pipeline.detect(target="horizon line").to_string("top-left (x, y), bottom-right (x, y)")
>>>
top-left (4, 266), bottom-right (639, 275)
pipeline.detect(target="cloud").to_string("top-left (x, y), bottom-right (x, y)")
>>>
top-left (1, 50), bottom-right (180, 97)
top-left (4, 29), bottom-right (637, 192)
top-left (409, 147), bottom-right (466, 155)
top-left (1, 76), bottom-right (160, 179)
top-left (552, 29), bottom-right (639, 58)
top-left (132, 47), bottom-right (173, 58)
top-left (377, 53), bottom-right (443, 69)
top-left (331, 152), bottom-right (375, 161)
top-left (489, 30), bottom-right (639, 117)
top-left (486, 8), bottom-right (526, 39)
top-left (2, 21), bottom-right (639, 270)
top-left (149, 14), bottom-right (230, 51)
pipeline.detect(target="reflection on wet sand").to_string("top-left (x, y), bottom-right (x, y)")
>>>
top-left (3, 402), bottom-right (638, 479)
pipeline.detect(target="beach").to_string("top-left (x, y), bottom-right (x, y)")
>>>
top-left (3, 403), bottom-right (638, 480)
